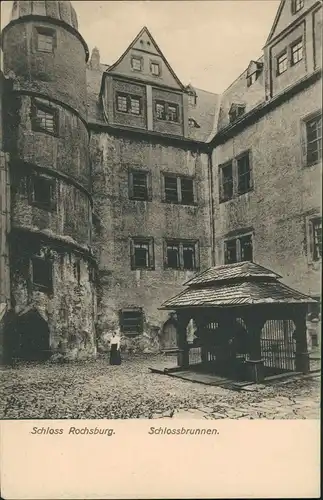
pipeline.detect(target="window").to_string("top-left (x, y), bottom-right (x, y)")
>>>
top-left (150, 62), bottom-right (160, 76)
top-left (29, 175), bottom-right (56, 210)
top-left (220, 163), bottom-right (233, 202)
top-left (119, 309), bottom-right (143, 334)
top-left (131, 57), bottom-right (142, 71)
top-left (292, 0), bottom-right (304, 14)
top-left (31, 256), bottom-right (53, 293)
top-left (116, 92), bottom-right (142, 115)
top-left (36, 27), bottom-right (55, 53)
top-left (188, 94), bottom-right (197, 106)
top-left (31, 101), bottom-right (57, 135)
top-left (311, 218), bottom-right (322, 261)
top-left (155, 101), bottom-right (180, 122)
top-left (277, 51), bottom-right (288, 75)
top-left (237, 153), bottom-right (252, 194)
top-left (165, 240), bottom-right (198, 270)
top-left (306, 115), bottom-right (322, 165)
top-left (130, 238), bottom-right (154, 269)
top-left (188, 118), bottom-right (200, 128)
top-left (163, 174), bottom-right (195, 205)
top-left (291, 38), bottom-right (303, 65)
top-left (224, 234), bottom-right (253, 264)
top-left (247, 72), bottom-right (258, 87)
top-left (129, 170), bottom-right (150, 201)
top-left (229, 104), bottom-right (245, 123)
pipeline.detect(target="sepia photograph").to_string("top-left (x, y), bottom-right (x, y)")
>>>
top-left (0, 0), bottom-right (321, 426)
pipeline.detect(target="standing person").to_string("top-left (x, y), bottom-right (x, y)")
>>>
top-left (109, 330), bottom-right (121, 365)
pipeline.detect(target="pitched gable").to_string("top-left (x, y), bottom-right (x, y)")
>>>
top-left (106, 27), bottom-right (184, 90)
top-left (266, 0), bottom-right (316, 44)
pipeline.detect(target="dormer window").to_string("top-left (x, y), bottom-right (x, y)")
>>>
top-left (229, 104), bottom-right (246, 123)
top-left (188, 118), bottom-right (200, 128)
top-left (131, 56), bottom-right (142, 72)
top-left (247, 72), bottom-right (258, 87)
top-left (150, 61), bottom-right (161, 76)
top-left (291, 0), bottom-right (304, 14)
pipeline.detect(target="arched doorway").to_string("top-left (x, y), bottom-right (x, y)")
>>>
top-left (161, 318), bottom-right (178, 351)
top-left (15, 309), bottom-right (51, 361)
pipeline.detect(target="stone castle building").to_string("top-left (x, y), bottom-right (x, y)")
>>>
top-left (0, 0), bottom-right (321, 361)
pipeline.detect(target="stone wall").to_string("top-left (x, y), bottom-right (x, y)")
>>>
top-left (212, 80), bottom-right (322, 297)
top-left (91, 131), bottom-right (212, 350)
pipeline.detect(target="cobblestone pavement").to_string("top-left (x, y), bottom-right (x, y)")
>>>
top-left (0, 354), bottom-right (320, 419)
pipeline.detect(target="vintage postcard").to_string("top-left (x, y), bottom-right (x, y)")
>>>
top-left (0, 0), bottom-right (321, 498)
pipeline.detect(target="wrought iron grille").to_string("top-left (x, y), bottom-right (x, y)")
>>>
top-left (260, 320), bottom-right (296, 373)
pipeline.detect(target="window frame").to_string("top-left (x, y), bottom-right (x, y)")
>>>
top-left (162, 173), bottom-right (196, 205)
top-left (28, 174), bottom-right (56, 211)
top-left (229, 104), bottom-right (246, 123)
top-left (115, 92), bottom-right (143, 116)
top-left (31, 255), bottom-right (54, 294)
top-left (237, 151), bottom-right (253, 195)
top-left (150, 60), bottom-right (161, 77)
top-left (276, 49), bottom-right (288, 76)
top-left (291, 0), bottom-right (304, 15)
top-left (303, 112), bottom-right (322, 166)
top-left (131, 56), bottom-right (143, 72)
top-left (154, 100), bottom-right (180, 123)
top-left (128, 169), bottom-right (152, 201)
top-left (308, 216), bottom-right (322, 262)
top-left (35, 26), bottom-right (56, 54)
top-left (219, 161), bottom-right (234, 203)
top-left (31, 100), bottom-right (59, 137)
top-left (119, 308), bottom-right (144, 335)
top-left (164, 239), bottom-right (199, 271)
top-left (291, 37), bottom-right (303, 66)
top-left (224, 233), bottom-right (253, 265)
top-left (130, 237), bottom-right (155, 270)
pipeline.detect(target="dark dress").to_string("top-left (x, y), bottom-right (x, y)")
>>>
top-left (110, 343), bottom-right (121, 365)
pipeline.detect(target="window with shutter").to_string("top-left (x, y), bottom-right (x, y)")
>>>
top-left (130, 238), bottom-right (154, 269)
top-left (119, 309), bottom-right (143, 335)
top-left (31, 100), bottom-right (58, 136)
top-left (129, 170), bottom-right (150, 200)
top-left (237, 153), bottom-right (252, 195)
top-left (165, 240), bottom-right (199, 270)
top-left (163, 174), bottom-right (195, 205)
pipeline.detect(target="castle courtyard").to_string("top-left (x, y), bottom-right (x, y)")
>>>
top-left (0, 354), bottom-right (320, 420)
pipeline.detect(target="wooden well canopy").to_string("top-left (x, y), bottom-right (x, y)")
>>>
top-left (160, 262), bottom-right (316, 383)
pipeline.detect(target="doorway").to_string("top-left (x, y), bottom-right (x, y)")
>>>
top-left (161, 320), bottom-right (178, 350)
top-left (15, 309), bottom-right (51, 361)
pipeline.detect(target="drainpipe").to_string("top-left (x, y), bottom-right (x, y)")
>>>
top-left (207, 150), bottom-right (216, 266)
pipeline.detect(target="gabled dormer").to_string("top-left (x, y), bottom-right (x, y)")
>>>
top-left (229, 102), bottom-right (246, 123)
top-left (246, 60), bottom-right (263, 87)
top-left (106, 26), bottom-right (184, 90)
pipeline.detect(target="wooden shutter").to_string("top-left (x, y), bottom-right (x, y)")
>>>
top-left (130, 238), bottom-right (135, 269)
top-left (148, 238), bottom-right (155, 269)
top-left (128, 170), bottom-right (134, 199)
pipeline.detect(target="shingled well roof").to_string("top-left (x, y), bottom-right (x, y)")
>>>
top-left (161, 262), bottom-right (315, 309)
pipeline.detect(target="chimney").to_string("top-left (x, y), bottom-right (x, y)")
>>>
top-left (89, 47), bottom-right (100, 71)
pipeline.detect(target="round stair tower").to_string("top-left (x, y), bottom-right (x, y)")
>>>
top-left (2, 1), bottom-right (97, 361)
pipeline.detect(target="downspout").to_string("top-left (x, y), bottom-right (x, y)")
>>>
top-left (207, 148), bottom-right (216, 267)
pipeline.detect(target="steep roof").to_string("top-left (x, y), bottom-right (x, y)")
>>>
top-left (161, 262), bottom-right (315, 309)
top-left (187, 87), bottom-right (220, 142)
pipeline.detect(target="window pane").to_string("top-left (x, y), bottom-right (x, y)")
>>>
top-left (221, 164), bottom-right (233, 201)
top-left (225, 240), bottom-right (237, 264)
top-left (164, 176), bottom-right (178, 202)
top-left (37, 33), bottom-right (53, 53)
top-left (121, 310), bottom-right (143, 333)
top-left (156, 103), bottom-right (165, 119)
top-left (277, 52), bottom-right (288, 74)
top-left (130, 97), bottom-right (141, 115)
top-left (134, 243), bottom-right (149, 268)
top-left (312, 218), bottom-right (322, 261)
top-left (131, 58), bottom-right (142, 71)
top-left (168, 105), bottom-right (178, 122)
top-left (132, 172), bottom-right (148, 200)
top-left (237, 154), bottom-right (251, 194)
top-left (240, 235), bottom-right (253, 261)
top-left (151, 63), bottom-right (160, 75)
top-left (181, 178), bottom-right (194, 204)
top-left (306, 116), bottom-right (322, 164)
top-left (32, 177), bottom-right (53, 207)
top-left (32, 257), bottom-right (53, 291)
top-left (291, 40), bottom-right (303, 64)
top-left (117, 94), bottom-right (127, 112)
top-left (167, 244), bottom-right (180, 269)
top-left (36, 108), bottom-right (55, 133)
top-left (183, 245), bottom-right (195, 270)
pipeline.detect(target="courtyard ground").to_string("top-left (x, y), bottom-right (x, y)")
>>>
top-left (0, 354), bottom-right (320, 420)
